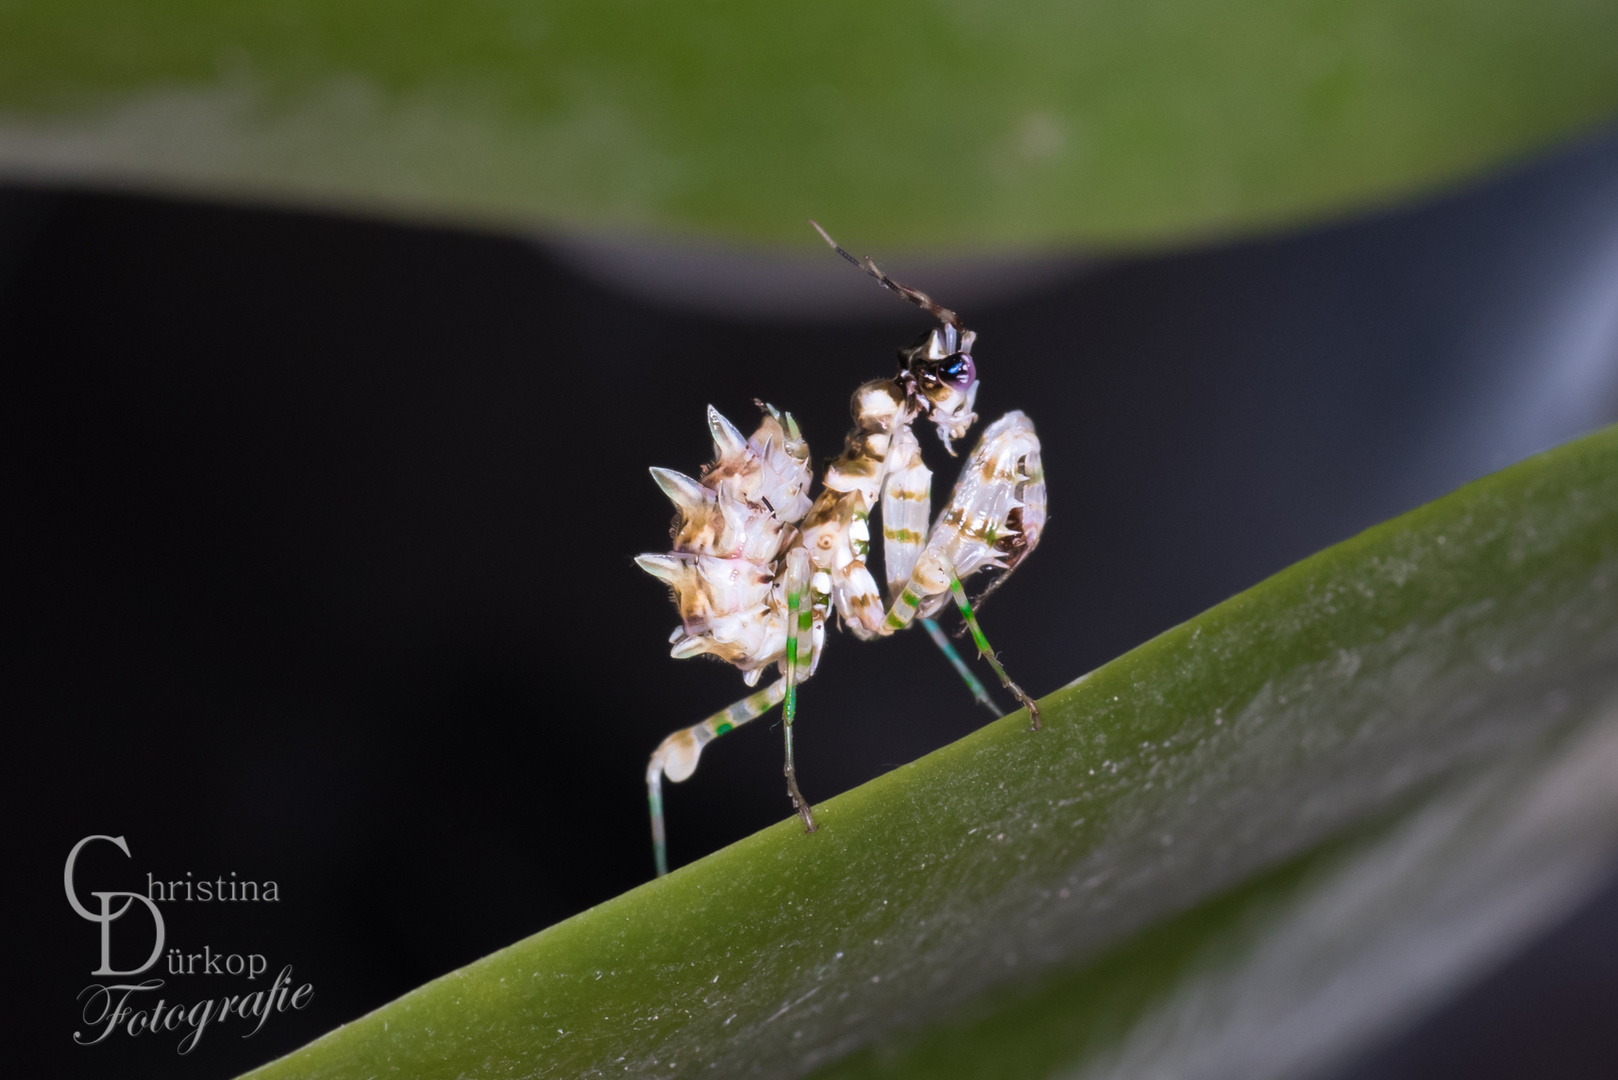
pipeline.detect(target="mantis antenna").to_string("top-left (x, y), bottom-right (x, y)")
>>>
top-left (809, 219), bottom-right (963, 330)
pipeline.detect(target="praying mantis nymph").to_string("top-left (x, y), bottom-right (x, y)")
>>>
top-left (636, 222), bottom-right (1047, 876)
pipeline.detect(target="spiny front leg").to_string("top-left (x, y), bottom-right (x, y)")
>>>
top-left (647, 679), bottom-right (786, 877)
top-left (883, 425), bottom-right (1003, 715)
top-left (882, 411), bottom-right (1046, 725)
top-left (881, 425), bottom-right (932, 599)
top-left (933, 412), bottom-right (1045, 728)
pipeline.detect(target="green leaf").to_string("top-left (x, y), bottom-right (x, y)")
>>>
top-left (2, 2), bottom-right (1616, 247)
top-left (237, 425), bottom-right (1618, 1079)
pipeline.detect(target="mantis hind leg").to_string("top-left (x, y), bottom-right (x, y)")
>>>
top-left (647, 679), bottom-right (786, 877)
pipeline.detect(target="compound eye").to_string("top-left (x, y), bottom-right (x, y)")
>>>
top-left (940, 352), bottom-right (976, 389)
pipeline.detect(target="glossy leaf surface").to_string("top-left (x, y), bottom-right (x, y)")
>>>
top-left (238, 425), bottom-right (1618, 1079)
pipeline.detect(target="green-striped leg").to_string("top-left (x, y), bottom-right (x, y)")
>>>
top-left (782, 550), bottom-right (819, 833)
top-left (882, 570), bottom-right (1017, 720)
top-left (883, 422), bottom-right (1002, 715)
top-left (647, 679), bottom-right (786, 877)
top-left (921, 617), bottom-right (1004, 716)
top-left (947, 575), bottom-right (1042, 730)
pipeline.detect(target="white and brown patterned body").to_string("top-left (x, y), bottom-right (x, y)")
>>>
top-left (799, 323), bottom-right (1044, 641)
top-left (635, 403), bottom-right (824, 689)
top-left (637, 224), bottom-right (1048, 876)
top-left (639, 338), bottom-right (1043, 760)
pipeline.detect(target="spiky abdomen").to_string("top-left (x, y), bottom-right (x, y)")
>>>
top-left (636, 404), bottom-right (813, 678)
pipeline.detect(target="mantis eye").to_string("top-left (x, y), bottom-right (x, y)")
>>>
top-left (940, 352), bottom-right (976, 389)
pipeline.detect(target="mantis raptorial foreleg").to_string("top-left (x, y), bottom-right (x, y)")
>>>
top-left (881, 426), bottom-right (932, 595)
top-left (878, 411), bottom-right (1046, 726)
top-left (884, 424), bottom-right (1004, 715)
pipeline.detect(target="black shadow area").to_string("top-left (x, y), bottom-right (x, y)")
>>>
top-left (7, 125), bottom-right (1618, 1080)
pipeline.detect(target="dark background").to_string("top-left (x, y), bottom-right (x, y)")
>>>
top-left (9, 124), bottom-right (1618, 1079)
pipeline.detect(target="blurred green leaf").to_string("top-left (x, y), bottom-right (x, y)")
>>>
top-left (1, 1), bottom-right (1616, 247)
top-left (238, 426), bottom-right (1618, 1080)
